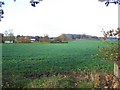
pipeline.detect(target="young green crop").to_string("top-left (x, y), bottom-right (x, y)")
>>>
top-left (2, 40), bottom-right (114, 88)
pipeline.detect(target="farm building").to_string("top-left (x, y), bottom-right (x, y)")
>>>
top-left (3, 36), bottom-right (15, 44)
top-left (30, 36), bottom-right (36, 42)
top-left (57, 34), bottom-right (98, 41)
top-left (98, 37), bottom-right (118, 40)
top-left (4, 41), bottom-right (14, 44)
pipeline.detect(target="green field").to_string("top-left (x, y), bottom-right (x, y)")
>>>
top-left (2, 40), bottom-right (114, 88)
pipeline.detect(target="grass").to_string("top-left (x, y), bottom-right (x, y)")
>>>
top-left (2, 40), bottom-right (114, 88)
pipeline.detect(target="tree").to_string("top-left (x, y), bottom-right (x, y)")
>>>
top-left (39, 36), bottom-right (43, 42)
top-left (3, 29), bottom-right (15, 43)
top-left (4, 30), bottom-right (8, 36)
top-left (43, 34), bottom-right (49, 42)
top-left (54, 34), bottom-right (68, 42)
top-left (35, 36), bottom-right (40, 42)
top-left (17, 35), bottom-right (24, 43)
top-left (25, 36), bottom-right (30, 43)
top-left (59, 34), bottom-right (68, 42)
top-left (97, 28), bottom-right (120, 78)
top-left (16, 35), bottom-right (20, 38)
top-left (8, 29), bottom-right (14, 42)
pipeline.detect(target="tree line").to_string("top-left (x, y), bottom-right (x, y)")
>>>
top-left (0, 30), bottom-right (69, 43)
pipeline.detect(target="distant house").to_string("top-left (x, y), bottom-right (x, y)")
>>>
top-left (4, 41), bottom-right (14, 44)
top-left (3, 36), bottom-right (15, 44)
top-left (30, 36), bottom-right (36, 42)
top-left (98, 37), bottom-right (104, 40)
top-left (90, 36), bottom-right (98, 40)
top-left (49, 37), bottom-right (56, 41)
top-left (98, 37), bottom-right (118, 40)
top-left (106, 37), bottom-right (118, 41)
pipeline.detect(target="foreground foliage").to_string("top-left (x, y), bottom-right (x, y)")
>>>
top-left (97, 28), bottom-right (120, 78)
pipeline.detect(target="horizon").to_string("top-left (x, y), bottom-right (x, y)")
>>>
top-left (1, 33), bottom-right (99, 37)
top-left (1, 32), bottom-right (118, 38)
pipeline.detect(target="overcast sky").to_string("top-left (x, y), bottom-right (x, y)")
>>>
top-left (0, 0), bottom-right (118, 37)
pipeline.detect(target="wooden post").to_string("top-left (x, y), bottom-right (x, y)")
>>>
top-left (114, 61), bottom-right (120, 78)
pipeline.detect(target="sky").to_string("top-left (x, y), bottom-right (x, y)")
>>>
top-left (0, 0), bottom-right (118, 37)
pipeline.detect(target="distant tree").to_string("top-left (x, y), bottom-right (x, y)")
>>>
top-left (3, 36), bottom-right (14, 43)
top-left (8, 29), bottom-right (14, 36)
top-left (60, 34), bottom-right (68, 41)
top-left (25, 36), bottom-right (30, 43)
top-left (8, 29), bottom-right (14, 42)
top-left (4, 30), bottom-right (8, 36)
top-left (72, 35), bottom-right (75, 40)
top-left (43, 34), bottom-right (49, 42)
top-left (3, 29), bottom-right (15, 43)
top-left (39, 36), bottom-right (43, 42)
top-left (83, 33), bottom-right (86, 39)
top-left (59, 34), bottom-right (68, 42)
top-left (17, 36), bottom-right (31, 43)
top-left (35, 36), bottom-right (40, 42)
top-left (54, 37), bottom-right (62, 42)
top-left (16, 35), bottom-right (20, 38)
top-left (17, 36), bottom-right (25, 43)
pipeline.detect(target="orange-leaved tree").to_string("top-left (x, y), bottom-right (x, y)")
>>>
top-left (97, 28), bottom-right (120, 78)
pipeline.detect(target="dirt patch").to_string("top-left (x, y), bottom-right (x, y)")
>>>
top-left (23, 71), bottom-right (120, 88)
top-left (23, 71), bottom-right (53, 79)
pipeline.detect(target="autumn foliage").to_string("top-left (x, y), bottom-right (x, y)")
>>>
top-left (97, 28), bottom-right (120, 62)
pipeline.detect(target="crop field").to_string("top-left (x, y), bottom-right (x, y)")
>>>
top-left (2, 40), bottom-right (114, 88)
